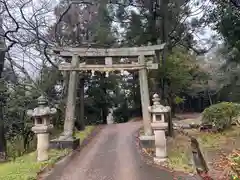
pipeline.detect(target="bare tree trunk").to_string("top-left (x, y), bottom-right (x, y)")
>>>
top-left (161, 0), bottom-right (169, 100)
top-left (167, 111), bottom-right (174, 137)
top-left (100, 73), bottom-right (108, 124)
top-left (0, 81), bottom-right (7, 161)
top-left (132, 72), bottom-right (141, 115)
top-left (149, 0), bottom-right (161, 96)
top-left (167, 93), bottom-right (174, 137)
top-left (75, 77), bottom-right (85, 130)
top-left (0, 11), bottom-right (7, 161)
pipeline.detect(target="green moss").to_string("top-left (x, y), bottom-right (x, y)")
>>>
top-left (75, 126), bottom-right (95, 144)
top-left (0, 126), bottom-right (96, 180)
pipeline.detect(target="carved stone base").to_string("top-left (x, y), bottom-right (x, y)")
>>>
top-left (139, 135), bottom-right (155, 149)
top-left (50, 138), bottom-right (80, 150)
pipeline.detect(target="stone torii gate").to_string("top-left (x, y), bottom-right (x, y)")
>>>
top-left (51, 44), bottom-right (165, 149)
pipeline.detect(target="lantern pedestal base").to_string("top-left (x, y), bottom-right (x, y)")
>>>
top-left (139, 135), bottom-right (155, 149)
top-left (50, 138), bottom-right (80, 150)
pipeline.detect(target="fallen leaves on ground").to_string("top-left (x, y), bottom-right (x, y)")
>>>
top-left (209, 149), bottom-right (240, 179)
top-left (142, 148), bottom-right (155, 156)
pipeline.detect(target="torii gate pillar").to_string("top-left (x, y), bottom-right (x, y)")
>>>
top-left (50, 44), bottom-right (165, 149)
top-left (50, 54), bottom-right (80, 150)
top-left (138, 54), bottom-right (152, 136)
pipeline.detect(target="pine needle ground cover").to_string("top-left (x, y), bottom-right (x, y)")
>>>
top-left (0, 126), bottom-right (96, 180)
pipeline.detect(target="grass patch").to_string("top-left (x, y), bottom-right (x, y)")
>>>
top-left (0, 149), bottom-right (70, 180)
top-left (7, 128), bottom-right (63, 160)
top-left (167, 134), bottom-right (195, 173)
top-left (166, 126), bottom-right (240, 175)
top-left (74, 126), bottom-right (96, 144)
top-left (186, 126), bottom-right (240, 149)
top-left (168, 150), bottom-right (194, 173)
top-left (197, 133), bottom-right (223, 148)
top-left (0, 125), bottom-right (96, 180)
top-left (222, 126), bottom-right (240, 137)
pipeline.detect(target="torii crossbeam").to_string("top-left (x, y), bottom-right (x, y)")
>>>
top-left (50, 44), bottom-right (165, 150)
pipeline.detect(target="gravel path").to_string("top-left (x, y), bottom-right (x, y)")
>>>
top-left (50, 122), bottom-right (176, 180)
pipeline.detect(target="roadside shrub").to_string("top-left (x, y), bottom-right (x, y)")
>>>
top-left (202, 102), bottom-right (240, 131)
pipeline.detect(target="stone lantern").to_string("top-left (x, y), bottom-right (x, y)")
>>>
top-left (148, 94), bottom-right (170, 122)
top-left (148, 94), bottom-right (170, 163)
top-left (27, 95), bottom-right (57, 162)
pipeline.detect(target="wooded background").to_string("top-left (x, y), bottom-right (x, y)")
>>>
top-left (0, 0), bottom-right (239, 160)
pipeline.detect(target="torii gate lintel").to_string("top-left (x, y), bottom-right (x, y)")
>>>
top-left (51, 44), bottom-right (165, 149)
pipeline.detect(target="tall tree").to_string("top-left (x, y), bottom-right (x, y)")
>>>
top-left (201, 0), bottom-right (240, 64)
top-left (0, 4), bottom-right (7, 161)
top-left (52, 0), bottom-right (118, 124)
